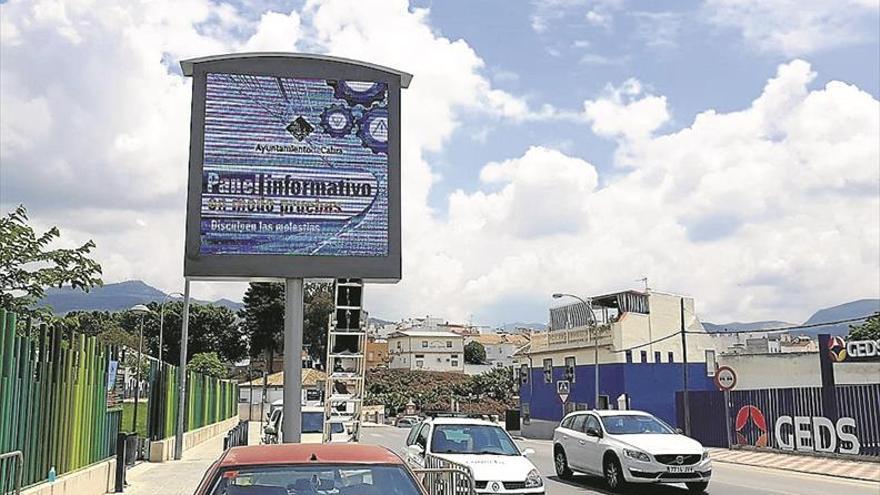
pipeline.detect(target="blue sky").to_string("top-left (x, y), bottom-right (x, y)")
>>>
top-left (416, 0), bottom-right (879, 214)
top-left (1, 0), bottom-right (878, 326)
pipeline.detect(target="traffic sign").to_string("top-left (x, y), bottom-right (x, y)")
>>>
top-left (715, 366), bottom-right (737, 391)
top-left (557, 380), bottom-right (570, 403)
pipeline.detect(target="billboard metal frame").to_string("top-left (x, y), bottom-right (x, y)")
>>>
top-left (180, 53), bottom-right (411, 281)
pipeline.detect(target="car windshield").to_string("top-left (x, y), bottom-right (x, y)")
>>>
top-left (209, 464), bottom-right (422, 495)
top-left (302, 412), bottom-right (344, 434)
top-left (431, 424), bottom-right (520, 456)
top-left (601, 415), bottom-right (675, 435)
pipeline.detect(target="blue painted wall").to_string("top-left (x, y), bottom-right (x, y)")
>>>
top-left (520, 362), bottom-right (715, 427)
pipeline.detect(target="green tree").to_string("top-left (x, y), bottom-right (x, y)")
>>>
top-left (464, 341), bottom-right (486, 364)
top-left (849, 314), bottom-right (880, 340)
top-left (189, 352), bottom-right (227, 378)
top-left (117, 301), bottom-right (246, 365)
top-left (303, 283), bottom-right (333, 364)
top-left (239, 282), bottom-right (334, 372)
top-left (0, 205), bottom-right (102, 318)
top-left (240, 283), bottom-right (285, 372)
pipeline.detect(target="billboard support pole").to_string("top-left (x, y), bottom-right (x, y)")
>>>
top-left (174, 278), bottom-right (191, 460)
top-left (282, 278), bottom-right (304, 443)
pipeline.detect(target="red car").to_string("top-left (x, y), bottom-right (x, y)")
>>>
top-left (194, 444), bottom-right (428, 495)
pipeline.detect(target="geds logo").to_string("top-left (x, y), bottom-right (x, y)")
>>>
top-left (828, 336), bottom-right (880, 362)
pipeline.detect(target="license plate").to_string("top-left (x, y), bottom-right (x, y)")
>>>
top-left (667, 466), bottom-right (695, 473)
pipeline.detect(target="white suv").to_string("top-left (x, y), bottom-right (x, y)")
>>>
top-left (404, 415), bottom-right (544, 494)
top-left (553, 410), bottom-right (711, 493)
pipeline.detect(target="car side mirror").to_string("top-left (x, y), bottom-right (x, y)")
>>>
top-left (675, 428), bottom-right (683, 434)
top-left (522, 448), bottom-right (535, 457)
top-left (407, 444), bottom-right (425, 457)
top-left (586, 427), bottom-right (602, 438)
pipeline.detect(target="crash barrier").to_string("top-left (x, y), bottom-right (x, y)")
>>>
top-left (223, 421), bottom-right (249, 450)
top-left (147, 361), bottom-right (238, 441)
top-left (0, 310), bottom-right (120, 490)
top-left (678, 383), bottom-right (880, 458)
top-left (0, 451), bottom-right (23, 495)
top-left (412, 454), bottom-right (475, 495)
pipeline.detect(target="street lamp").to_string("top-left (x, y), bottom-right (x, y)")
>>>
top-left (158, 292), bottom-right (184, 364)
top-left (130, 304), bottom-right (151, 434)
top-left (552, 293), bottom-right (600, 410)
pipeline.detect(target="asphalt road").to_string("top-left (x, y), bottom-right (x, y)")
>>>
top-left (361, 425), bottom-right (880, 495)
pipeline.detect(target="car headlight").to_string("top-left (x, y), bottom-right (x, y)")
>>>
top-left (623, 449), bottom-right (651, 462)
top-left (525, 469), bottom-right (543, 487)
top-left (702, 449), bottom-right (710, 461)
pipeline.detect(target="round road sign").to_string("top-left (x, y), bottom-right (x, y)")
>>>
top-left (715, 366), bottom-right (737, 391)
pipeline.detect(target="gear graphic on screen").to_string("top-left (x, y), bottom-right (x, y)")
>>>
top-left (328, 80), bottom-right (387, 107)
top-left (357, 106), bottom-right (389, 155)
top-left (319, 105), bottom-right (355, 138)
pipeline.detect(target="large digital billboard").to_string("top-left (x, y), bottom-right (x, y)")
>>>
top-left (181, 54), bottom-right (410, 280)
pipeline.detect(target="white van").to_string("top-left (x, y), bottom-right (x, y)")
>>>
top-left (263, 406), bottom-right (352, 444)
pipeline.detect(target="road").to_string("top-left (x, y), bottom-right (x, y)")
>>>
top-left (361, 425), bottom-right (880, 495)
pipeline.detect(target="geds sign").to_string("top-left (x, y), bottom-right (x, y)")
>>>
top-left (180, 54), bottom-right (411, 280)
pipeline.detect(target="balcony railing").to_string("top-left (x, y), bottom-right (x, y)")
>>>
top-left (529, 324), bottom-right (613, 352)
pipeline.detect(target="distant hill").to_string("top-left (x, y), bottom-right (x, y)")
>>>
top-left (38, 280), bottom-right (243, 314)
top-left (702, 321), bottom-right (794, 333)
top-left (703, 299), bottom-right (878, 337)
top-left (799, 299), bottom-right (879, 337)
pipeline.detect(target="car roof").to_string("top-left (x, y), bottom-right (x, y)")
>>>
top-left (425, 417), bottom-right (498, 426)
top-left (567, 410), bottom-right (653, 418)
top-left (219, 444), bottom-right (405, 467)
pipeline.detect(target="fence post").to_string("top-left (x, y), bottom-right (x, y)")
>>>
top-left (115, 433), bottom-right (126, 492)
top-left (723, 390), bottom-right (732, 449)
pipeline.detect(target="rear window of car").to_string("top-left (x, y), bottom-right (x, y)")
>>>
top-left (208, 464), bottom-right (422, 495)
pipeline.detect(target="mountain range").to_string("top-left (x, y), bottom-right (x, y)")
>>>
top-left (38, 280), bottom-right (244, 314)
top-left (704, 299), bottom-right (879, 337)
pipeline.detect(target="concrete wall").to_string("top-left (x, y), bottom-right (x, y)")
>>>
top-left (149, 415), bottom-right (239, 462)
top-left (21, 458), bottom-right (116, 495)
top-left (717, 352), bottom-right (880, 389)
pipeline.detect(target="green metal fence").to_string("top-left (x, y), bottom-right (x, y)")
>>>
top-left (0, 309), bottom-right (119, 491)
top-left (146, 360), bottom-right (238, 442)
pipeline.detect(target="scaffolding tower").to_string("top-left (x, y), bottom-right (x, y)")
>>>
top-left (323, 278), bottom-right (366, 443)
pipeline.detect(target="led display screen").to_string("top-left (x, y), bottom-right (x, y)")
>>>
top-left (200, 73), bottom-right (390, 257)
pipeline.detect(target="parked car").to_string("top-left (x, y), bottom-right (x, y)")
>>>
top-left (553, 410), bottom-right (711, 493)
top-left (396, 416), bottom-right (421, 428)
top-left (262, 406), bottom-right (350, 444)
top-left (404, 413), bottom-right (544, 494)
top-left (194, 444), bottom-right (428, 495)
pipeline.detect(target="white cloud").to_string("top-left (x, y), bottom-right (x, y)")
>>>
top-left (582, 78), bottom-right (670, 140)
top-left (705, 0), bottom-right (880, 56)
top-left (401, 60), bottom-right (879, 323)
top-left (0, 0), bottom-right (535, 303)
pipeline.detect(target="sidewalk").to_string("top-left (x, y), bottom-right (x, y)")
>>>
top-left (122, 422), bottom-right (261, 495)
top-left (708, 448), bottom-right (880, 482)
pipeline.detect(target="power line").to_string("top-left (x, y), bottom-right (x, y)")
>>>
top-left (685, 314), bottom-right (877, 335)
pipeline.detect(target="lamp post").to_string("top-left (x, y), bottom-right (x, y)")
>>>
top-left (552, 293), bottom-right (600, 409)
top-left (130, 304), bottom-right (151, 434)
top-left (158, 292), bottom-right (184, 364)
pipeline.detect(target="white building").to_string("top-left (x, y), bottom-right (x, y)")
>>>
top-left (465, 333), bottom-right (530, 368)
top-left (388, 330), bottom-right (465, 373)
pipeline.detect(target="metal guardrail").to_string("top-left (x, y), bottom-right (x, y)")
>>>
top-left (223, 421), bottom-right (249, 450)
top-left (0, 451), bottom-right (24, 495)
top-left (412, 454), bottom-right (476, 495)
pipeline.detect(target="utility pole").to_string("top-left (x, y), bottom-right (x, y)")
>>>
top-left (680, 297), bottom-right (691, 436)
